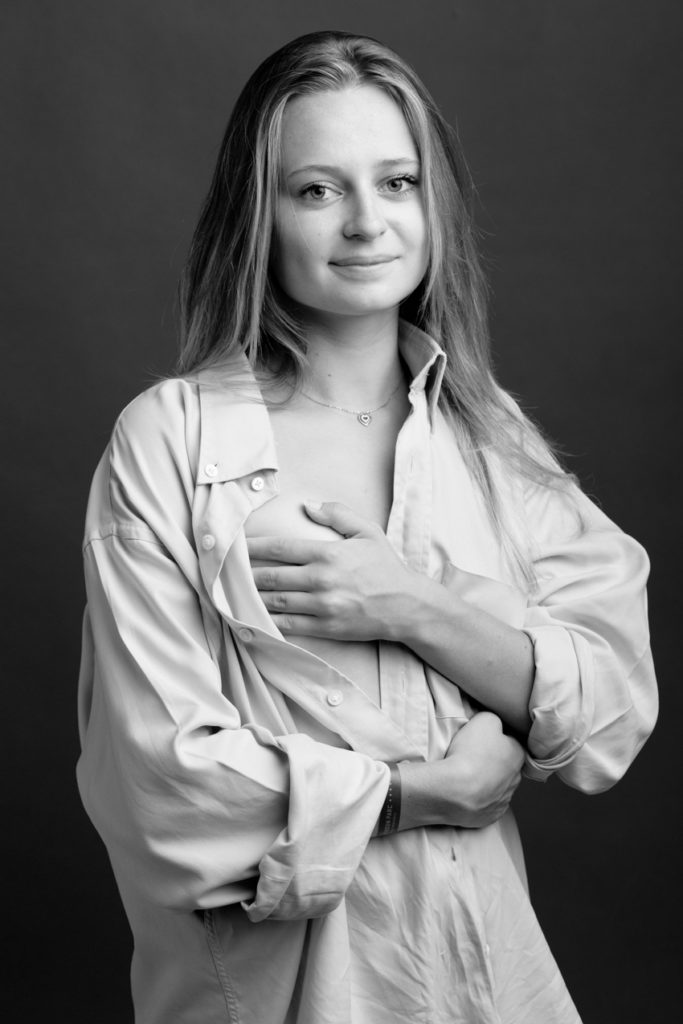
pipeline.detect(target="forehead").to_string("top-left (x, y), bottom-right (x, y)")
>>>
top-left (279, 85), bottom-right (418, 170)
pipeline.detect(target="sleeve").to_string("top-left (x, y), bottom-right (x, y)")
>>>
top-left (77, 392), bottom-right (389, 920)
top-left (520, 481), bottom-right (658, 793)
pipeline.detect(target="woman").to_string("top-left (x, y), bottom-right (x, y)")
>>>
top-left (77, 31), bottom-right (657, 1024)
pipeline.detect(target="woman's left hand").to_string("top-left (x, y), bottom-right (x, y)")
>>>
top-left (247, 501), bottom-right (421, 641)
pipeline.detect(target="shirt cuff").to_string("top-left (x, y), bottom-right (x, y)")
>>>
top-left (242, 738), bottom-right (389, 922)
top-left (522, 624), bottom-right (595, 781)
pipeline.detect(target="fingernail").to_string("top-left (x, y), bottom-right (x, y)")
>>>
top-left (304, 500), bottom-right (322, 511)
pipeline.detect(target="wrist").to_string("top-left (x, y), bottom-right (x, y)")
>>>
top-left (375, 763), bottom-right (402, 836)
top-left (394, 759), bottom-right (450, 830)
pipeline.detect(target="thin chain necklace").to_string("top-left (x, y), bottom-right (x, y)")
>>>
top-left (299, 379), bottom-right (403, 426)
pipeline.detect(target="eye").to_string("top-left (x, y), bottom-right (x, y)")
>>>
top-left (382, 174), bottom-right (419, 196)
top-left (299, 182), bottom-right (338, 202)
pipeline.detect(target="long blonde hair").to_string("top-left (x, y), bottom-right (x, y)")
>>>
top-left (178, 31), bottom-right (577, 584)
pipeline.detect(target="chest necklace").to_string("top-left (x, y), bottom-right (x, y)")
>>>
top-left (299, 380), bottom-right (403, 427)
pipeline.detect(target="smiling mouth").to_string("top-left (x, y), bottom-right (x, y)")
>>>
top-left (330, 255), bottom-right (398, 267)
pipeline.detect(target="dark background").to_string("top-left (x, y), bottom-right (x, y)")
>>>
top-left (3, 1), bottom-right (681, 1020)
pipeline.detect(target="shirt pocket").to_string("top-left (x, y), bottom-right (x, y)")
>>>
top-left (203, 905), bottom-right (310, 1021)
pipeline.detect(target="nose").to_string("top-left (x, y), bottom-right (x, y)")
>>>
top-left (343, 188), bottom-right (387, 240)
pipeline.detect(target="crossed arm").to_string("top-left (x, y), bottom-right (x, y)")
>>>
top-left (247, 499), bottom-right (530, 831)
top-left (247, 500), bottom-right (535, 734)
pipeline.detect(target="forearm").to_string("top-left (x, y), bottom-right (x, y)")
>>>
top-left (388, 573), bottom-right (534, 736)
top-left (374, 712), bottom-right (526, 833)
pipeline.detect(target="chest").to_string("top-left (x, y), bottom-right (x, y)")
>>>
top-left (245, 400), bottom-right (409, 541)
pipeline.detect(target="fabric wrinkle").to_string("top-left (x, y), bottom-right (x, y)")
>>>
top-left (77, 323), bottom-right (656, 1023)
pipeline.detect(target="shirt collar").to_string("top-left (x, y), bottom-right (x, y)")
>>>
top-left (196, 363), bottom-right (278, 485)
top-left (195, 321), bottom-right (447, 484)
top-left (397, 320), bottom-right (447, 424)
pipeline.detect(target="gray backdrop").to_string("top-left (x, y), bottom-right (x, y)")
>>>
top-left (3, 1), bottom-right (681, 1020)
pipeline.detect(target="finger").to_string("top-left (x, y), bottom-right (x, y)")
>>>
top-left (474, 711), bottom-right (503, 731)
top-left (303, 500), bottom-right (380, 539)
top-left (251, 566), bottom-right (313, 592)
top-left (269, 613), bottom-right (336, 637)
top-left (505, 737), bottom-right (526, 770)
top-left (259, 591), bottom-right (320, 615)
top-left (247, 535), bottom-right (333, 565)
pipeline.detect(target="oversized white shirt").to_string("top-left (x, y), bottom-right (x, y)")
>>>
top-left (77, 324), bottom-right (657, 1024)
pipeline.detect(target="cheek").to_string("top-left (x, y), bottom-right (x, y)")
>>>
top-left (270, 221), bottom-right (323, 305)
top-left (271, 222), bottom-right (301, 293)
top-left (398, 202), bottom-right (428, 260)
top-left (273, 212), bottom-right (318, 270)
top-left (407, 207), bottom-right (429, 279)
top-left (416, 207), bottom-right (429, 258)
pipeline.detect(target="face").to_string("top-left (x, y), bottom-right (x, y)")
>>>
top-left (271, 85), bottom-right (428, 326)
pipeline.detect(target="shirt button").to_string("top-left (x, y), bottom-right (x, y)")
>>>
top-left (327, 690), bottom-right (343, 707)
top-left (238, 627), bottom-right (254, 643)
top-left (205, 463), bottom-right (218, 478)
top-left (250, 475), bottom-right (265, 492)
top-left (201, 534), bottom-right (216, 551)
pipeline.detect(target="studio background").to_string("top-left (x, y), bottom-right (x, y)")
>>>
top-left (3, 1), bottom-right (680, 1020)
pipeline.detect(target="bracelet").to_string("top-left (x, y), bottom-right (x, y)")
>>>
top-left (376, 763), bottom-right (402, 837)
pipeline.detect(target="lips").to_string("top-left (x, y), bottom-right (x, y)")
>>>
top-left (330, 255), bottom-right (398, 267)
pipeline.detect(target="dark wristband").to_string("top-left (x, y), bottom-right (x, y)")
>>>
top-left (377, 763), bottom-right (402, 837)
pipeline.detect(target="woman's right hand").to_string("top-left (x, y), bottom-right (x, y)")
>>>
top-left (397, 712), bottom-right (525, 831)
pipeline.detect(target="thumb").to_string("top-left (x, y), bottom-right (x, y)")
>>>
top-left (303, 500), bottom-right (375, 539)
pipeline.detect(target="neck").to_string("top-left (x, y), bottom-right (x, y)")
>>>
top-left (301, 309), bottom-right (404, 407)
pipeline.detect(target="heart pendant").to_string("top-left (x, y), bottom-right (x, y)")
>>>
top-left (357, 412), bottom-right (372, 426)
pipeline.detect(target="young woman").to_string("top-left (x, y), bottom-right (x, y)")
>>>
top-left (77, 31), bottom-right (657, 1024)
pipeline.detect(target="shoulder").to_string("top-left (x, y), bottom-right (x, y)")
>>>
top-left (109, 378), bottom-right (204, 508)
top-left (111, 377), bottom-right (199, 459)
top-left (84, 379), bottom-right (203, 545)
top-left (85, 369), bottom-right (273, 541)
top-left (483, 392), bottom-right (645, 571)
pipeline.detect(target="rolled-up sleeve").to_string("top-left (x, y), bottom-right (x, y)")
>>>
top-left (521, 482), bottom-right (657, 793)
top-left (77, 388), bottom-right (389, 919)
top-left (79, 530), bottom-right (388, 918)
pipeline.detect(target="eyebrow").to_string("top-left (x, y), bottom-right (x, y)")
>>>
top-left (286, 157), bottom-right (420, 180)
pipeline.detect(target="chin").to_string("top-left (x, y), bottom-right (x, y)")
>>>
top-left (324, 299), bottom-right (405, 319)
top-left (323, 285), bottom-right (421, 318)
